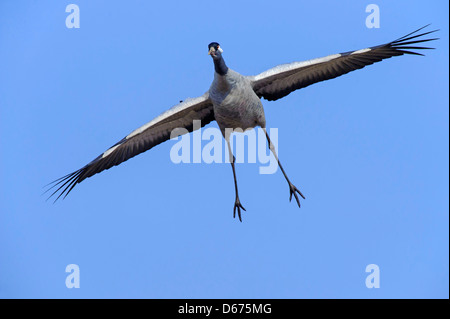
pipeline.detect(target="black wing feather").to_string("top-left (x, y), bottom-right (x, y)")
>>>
top-left (251, 25), bottom-right (438, 101)
top-left (46, 95), bottom-right (214, 201)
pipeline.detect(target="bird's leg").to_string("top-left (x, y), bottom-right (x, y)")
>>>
top-left (263, 128), bottom-right (305, 207)
top-left (226, 139), bottom-right (246, 221)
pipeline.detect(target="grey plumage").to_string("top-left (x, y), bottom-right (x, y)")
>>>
top-left (210, 69), bottom-right (265, 132)
top-left (47, 25), bottom-right (438, 221)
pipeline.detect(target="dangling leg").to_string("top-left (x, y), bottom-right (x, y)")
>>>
top-left (262, 128), bottom-right (305, 207)
top-left (225, 137), bottom-right (246, 221)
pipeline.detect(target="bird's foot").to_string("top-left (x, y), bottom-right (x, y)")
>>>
top-left (233, 198), bottom-right (246, 222)
top-left (289, 182), bottom-right (305, 208)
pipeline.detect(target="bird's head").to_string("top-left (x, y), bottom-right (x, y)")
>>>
top-left (208, 42), bottom-right (223, 59)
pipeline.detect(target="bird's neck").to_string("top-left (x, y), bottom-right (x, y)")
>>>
top-left (213, 56), bottom-right (228, 76)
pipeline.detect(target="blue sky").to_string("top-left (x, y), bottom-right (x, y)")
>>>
top-left (0, 1), bottom-right (448, 298)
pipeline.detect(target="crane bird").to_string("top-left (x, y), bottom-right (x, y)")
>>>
top-left (47, 25), bottom-right (438, 221)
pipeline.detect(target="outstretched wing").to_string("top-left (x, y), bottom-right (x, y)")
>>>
top-left (47, 93), bottom-right (214, 201)
top-left (250, 25), bottom-right (438, 101)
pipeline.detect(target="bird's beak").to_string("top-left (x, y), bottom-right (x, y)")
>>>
top-left (208, 47), bottom-right (215, 56)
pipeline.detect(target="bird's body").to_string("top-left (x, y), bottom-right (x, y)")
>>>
top-left (210, 69), bottom-right (265, 134)
top-left (47, 26), bottom-right (438, 221)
